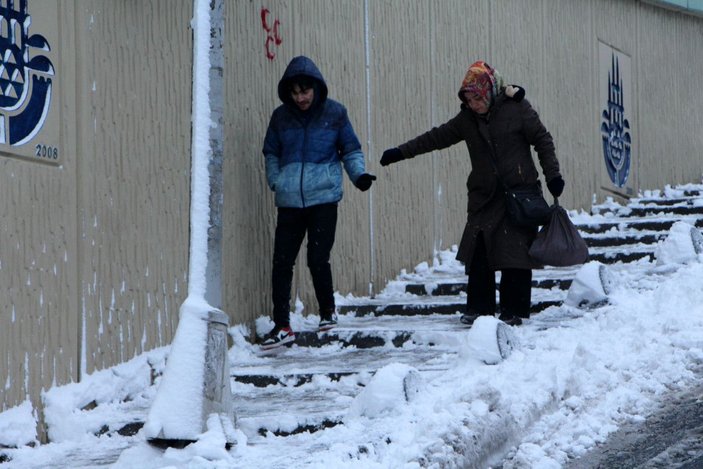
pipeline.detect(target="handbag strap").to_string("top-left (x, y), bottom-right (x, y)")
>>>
top-left (477, 118), bottom-right (552, 203)
top-left (478, 125), bottom-right (508, 192)
top-left (477, 119), bottom-right (510, 191)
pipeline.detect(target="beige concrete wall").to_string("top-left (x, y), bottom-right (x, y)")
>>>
top-left (1, 0), bottom-right (194, 422)
top-left (73, 0), bottom-right (193, 375)
top-left (0, 0), bottom-right (80, 423)
top-left (2, 0), bottom-right (703, 434)
top-left (636, 2), bottom-right (703, 190)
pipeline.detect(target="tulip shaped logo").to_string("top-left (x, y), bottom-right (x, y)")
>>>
top-left (0, 0), bottom-right (54, 146)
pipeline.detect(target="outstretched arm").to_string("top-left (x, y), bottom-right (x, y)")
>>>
top-left (381, 111), bottom-right (466, 166)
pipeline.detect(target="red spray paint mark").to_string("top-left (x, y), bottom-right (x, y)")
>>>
top-left (261, 8), bottom-right (282, 61)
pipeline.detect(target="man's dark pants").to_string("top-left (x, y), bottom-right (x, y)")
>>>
top-left (272, 203), bottom-right (337, 328)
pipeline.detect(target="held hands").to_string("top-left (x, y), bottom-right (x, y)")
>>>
top-left (547, 176), bottom-right (565, 198)
top-left (380, 148), bottom-right (405, 166)
top-left (355, 173), bottom-right (377, 192)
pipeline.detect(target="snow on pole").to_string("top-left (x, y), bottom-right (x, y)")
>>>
top-left (144, 0), bottom-right (235, 447)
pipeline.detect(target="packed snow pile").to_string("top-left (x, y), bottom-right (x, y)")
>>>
top-left (655, 220), bottom-right (703, 265)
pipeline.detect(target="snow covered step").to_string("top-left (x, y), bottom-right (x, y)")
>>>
top-left (250, 329), bottom-right (415, 351)
top-left (233, 365), bottom-right (449, 441)
top-left (522, 305), bottom-right (589, 330)
top-left (577, 217), bottom-right (703, 235)
top-left (633, 196), bottom-right (702, 205)
top-left (590, 188), bottom-right (703, 216)
top-left (582, 232), bottom-right (664, 248)
top-left (627, 204), bottom-right (703, 217)
top-left (587, 249), bottom-right (653, 264)
top-left (232, 375), bottom-right (364, 438)
top-left (292, 329), bottom-right (413, 348)
top-left (593, 200), bottom-right (703, 218)
top-left (233, 323), bottom-right (463, 437)
top-left (405, 282), bottom-right (466, 296)
top-left (338, 298), bottom-right (562, 317)
top-left (239, 412), bottom-right (343, 440)
top-left (232, 371), bottom-right (357, 388)
top-left (405, 277), bottom-right (572, 296)
top-left (231, 346), bottom-right (454, 385)
top-left (248, 315), bottom-right (483, 353)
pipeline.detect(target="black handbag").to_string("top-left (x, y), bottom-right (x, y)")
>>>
top-left (528, 202), bottom-right (589, 266)
top-left (504, 183), bottom-right (554, 227)
top-left (483, 148), bottom-right (553, 227)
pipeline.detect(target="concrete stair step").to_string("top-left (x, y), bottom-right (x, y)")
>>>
top-left (232, 376), bottom-right (363, 438)
top-left (252, 315), bottom-right (476, 350)
top-left (244, 414), bottom-right (343, 439)
top-left (576, 217), bottom-right (703, 234)
top-left (406, 277), bottom-right (572, 296)
top-left (232, 371), bottom-right (358, 388)
top-left (592, 201), bottom-right (703, 217)
top-left (582, 233), bottom-right (664, 248)
top-left (234, 321), bottom-right (463, 438)
top-left (588, 250), bottom-right (653, 264)
top-left (590, 190), bottom-right (703, 216)
top-left (630, 197), bottom-right (699, 206)
top-left (338, 298), bottom-right (562, 317)
top-left (232, 362), bottom-right (450, 441)
top-left (627, 205), bottom-right (703, 217)
top-left (232, 344), bottom-right (456, 383)
top-left (280, 329), bottom-right (414, 349)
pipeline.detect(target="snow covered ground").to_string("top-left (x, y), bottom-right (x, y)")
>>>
top-left (1, 206), bottom-right (702, 468)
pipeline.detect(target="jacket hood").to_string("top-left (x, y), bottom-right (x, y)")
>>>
top-left (277, 56), bottom-right (329, 105)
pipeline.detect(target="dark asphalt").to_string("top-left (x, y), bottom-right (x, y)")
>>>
top-left (566, 374), bottom-right (703, 468)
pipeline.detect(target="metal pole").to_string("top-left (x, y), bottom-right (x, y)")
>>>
top-left (144, 0), bottom-right (234, 447)
top-left (205, 0), bottom-right (224, 309)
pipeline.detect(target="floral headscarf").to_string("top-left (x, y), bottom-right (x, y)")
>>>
top-left (458, 60), bottom-right (504, 106)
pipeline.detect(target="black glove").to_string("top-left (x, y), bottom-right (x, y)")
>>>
top-left (547, 176), bottom-right (565, 198)
top-left (380, 148), bottom-right (405, 166)
top-left (355, 173), bottom-right (376, 191)
top-left (505, 85), bottom-right (525, 102)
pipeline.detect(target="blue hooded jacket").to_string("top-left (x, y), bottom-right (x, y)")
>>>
top-left (262, 56), bottom-right (366, 208)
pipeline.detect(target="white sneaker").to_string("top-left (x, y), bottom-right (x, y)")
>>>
top-left (261, 326), bottom-right (295, 350)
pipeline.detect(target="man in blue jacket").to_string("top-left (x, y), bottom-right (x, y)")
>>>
top-left (261, 56), bottom-right (375, 349)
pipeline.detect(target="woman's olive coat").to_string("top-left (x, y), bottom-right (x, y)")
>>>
top-left (397, 93), bottom-right (561, 271)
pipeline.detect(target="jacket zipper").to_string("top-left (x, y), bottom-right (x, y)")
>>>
top-left (300, 118), bottom-right (309, 208)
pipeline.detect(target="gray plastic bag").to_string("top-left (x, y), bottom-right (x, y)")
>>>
top-left (529, 204), bottom-right (589, 266)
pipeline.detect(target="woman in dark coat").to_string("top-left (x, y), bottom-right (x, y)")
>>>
top-left (380, 60), bottom-right (564, 326)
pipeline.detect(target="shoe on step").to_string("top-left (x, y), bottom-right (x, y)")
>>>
top-left (460, 313), bottom-right (480, 325)
top-left (261, 326), bottom-right (295, 350)
top-left (498, 314), bottom-right (523, 326)
top-left (319, 313), bottom-right (338, 332)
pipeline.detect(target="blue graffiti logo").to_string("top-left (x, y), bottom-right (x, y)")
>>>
top-left (601, 53), bottom-right (631, 188)
top-left (0, 0), bottom-right (54, 146)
